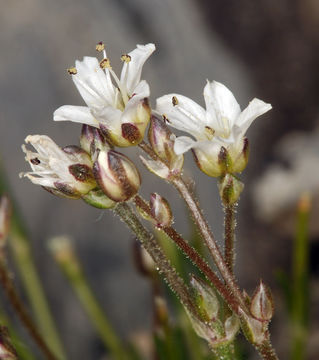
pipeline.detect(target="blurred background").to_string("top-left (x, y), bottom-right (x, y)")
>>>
top-left (1, 0), bottom-right (319, 359)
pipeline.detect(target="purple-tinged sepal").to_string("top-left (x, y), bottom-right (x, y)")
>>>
top-left (149, 193), bottom-right (173, 227)
top-left (93, 150), bottom-right (141, 202)
top-left (250, 280), bottom-right (274, 322)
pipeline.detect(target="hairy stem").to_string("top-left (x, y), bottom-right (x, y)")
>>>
top-left (224, 204), bottom-right (236, 275)
top-left (134, 195), bottom-right (239, 311)
top-left (173, 178), bottom-right (246, 311)
top-left (113, 202), bottom-right (198, 319)
top-left (0, 261), bottom-right (58, 360)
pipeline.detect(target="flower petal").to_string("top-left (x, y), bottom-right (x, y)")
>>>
top-left (235, 98), bottom-right (272, 138)
top-left (204, 81), bottom-right (241, 130)
top-left (54, 105), bottom-right (99, 127)
top-left (73, 57), bottom-right (115, 109)
top-left (120, 43), bottom-right (155, 95)
top-left (174, 136), bottom-right (197, 155)
top-left (156, 94), bottom-right (206, 139)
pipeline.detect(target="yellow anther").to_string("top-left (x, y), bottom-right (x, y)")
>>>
top-left (67, 67), bottom-right (77, 75)
top-left (163, 114), bottom-right (170, 123)
top-left (172, 96), bottom-right (178, 106)
top-left (96, 41), bottom-right (105, 52)
top-left (100, 58), bottom-right (111, 70)
top-left (121, 54), bottom-right (131, 63)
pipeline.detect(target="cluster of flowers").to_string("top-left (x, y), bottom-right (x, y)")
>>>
top-left (21, 42), bottom-right (271, 208)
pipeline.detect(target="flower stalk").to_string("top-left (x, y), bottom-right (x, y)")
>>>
top-left (224, 204), bottom-right (236, 274)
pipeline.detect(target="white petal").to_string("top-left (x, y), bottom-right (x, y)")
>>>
top-left (54, 105), bottom-right (99, 127)
top-left (236, 98), bottom-right (272, 138)
top-left (174, 136), bottom-right (197, 155)
top-left (93, 105), bottom-right (122, 134)
top-left (73, 57), bottom-right (115, 109)
top-left (139, 156), bottom-right (170, 179)
top-left (120, 43), bottom-right (155, 95)
top-left (204, 81), bottom-right (241, 130)
top-left (156, 94), bottom-right (206, 138)
top-left (132, 80), bottom-right (150, 98)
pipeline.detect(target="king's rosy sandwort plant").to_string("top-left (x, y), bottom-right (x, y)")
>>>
top-left (19, 42), bottom-right (277, 359)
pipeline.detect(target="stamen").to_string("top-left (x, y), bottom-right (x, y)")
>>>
top-left (121, 54), bottom-right (131, 63)
top-left (67, 67), bottom-right (77, 75)
top-left (163, 115), bottom-right (171, 124)
top-left (172, 96), bottom-right (178, 106)
top-left (100, 58), bottom-right (111, 70)
top-left (31, 158), bottom-right (41, 165)
top-left (96, 41), bottom-right (105, 52)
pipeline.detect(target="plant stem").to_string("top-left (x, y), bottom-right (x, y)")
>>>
top-left (172, 178), bottom-right (246, 310)
top-left (224, 205), bottom-right (236, 274)
top-left (113, 203), bottom-right (198, 320)
top-left (49, 236), bottom-right (129, 360)
top-left (134, 195), bottom-right (240, 312)
top-left (255, 336), bottom-right (279, 360)
top-left (291, 193), bottom-right (310, 360)
top-left (0, 260), bottom-right (58, 360)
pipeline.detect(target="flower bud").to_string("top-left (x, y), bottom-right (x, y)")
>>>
top-left (250, 280), bottom-right (274, 322)
top-left (148, 115), bottom-right (184, 173)
top-left (218, 174), bottom-right (244, 206)
top-left (238, 308), bottom-right (266, 345)
top-left (80, 125), bottom-right (111, 160)
top-left (190, 275), bottom-right (219, 321)
top-left (0, 196), bottom-right (11, 249)
top-left (133, 241), bottom-right (155, 276)
top-left (93, 150), bottom-right (141, 202)
top-left (149, 193), bottom-right (173, 227)
top-left (82, 188), bottom-right (116, 209)
top-left (224, 314), bottom-right (240, 341)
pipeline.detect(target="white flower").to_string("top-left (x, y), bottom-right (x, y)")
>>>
top-left (20, 135), bottom-right (96, 198)
top-left (54, 43), bottom-right (155, 147)
top-left (156, 81), bottom-right (272, 176)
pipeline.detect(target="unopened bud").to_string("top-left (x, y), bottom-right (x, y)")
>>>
top-left (0, 196), bottom-right (11, 248)
top-left (82, 188), bottom-right (116, 209)
top-left (149, 193), bottom-right (173, 227)
top-left (133, 241), bottom-right (155, 276)
top-left (250, 280), bottom-right (274, 322)
top-left (80, 125), bottom-right (110, 160)
top-left (190, 275), bottom-right (219, 321)
top-left (218, 174), bottom-right (244, 206)
top-left (148, 115), bottom-right (183, 175)
top-left (93, 150), bottom-right (141, 202)
top-left (238, 308), bottom-right (266, 345)
top-left (154, 296), bottom-right (169, 325)
top-left (224, 314), bottom-right (240, 341)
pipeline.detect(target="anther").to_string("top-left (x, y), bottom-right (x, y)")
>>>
top-left (96, 41), bottom-right (105, 52)
top-left (30, 158), bottom-right (41, 165)
top-left (162, 115), bottom-right (171, 124)
top-left (172, 96), bottom-right (179, 106)
top-left (100, 58), bottom-right (111, 70)
top-left (121, 54), bottom-right (131, 63)
top-left (67, 67), bottom-right (77, 75)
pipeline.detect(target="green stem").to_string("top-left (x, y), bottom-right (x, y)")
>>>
top-left (113, 203), bottom-right (198, 320)
top-left (49, 236), bottom-right (129, 360)
top-left (291, 193), bottom-right (310, 360)
top-left (224, 205), bottom-right (236, 275)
